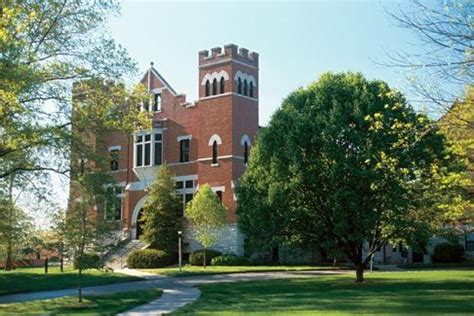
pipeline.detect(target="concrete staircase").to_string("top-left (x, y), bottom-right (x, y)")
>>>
top-left (104, 239), bottom-right (147, 270)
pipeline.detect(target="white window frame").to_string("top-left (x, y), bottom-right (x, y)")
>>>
top-left (134, 129), bottom-right (163, 168)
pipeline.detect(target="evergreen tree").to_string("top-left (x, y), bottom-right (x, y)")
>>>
top-left (141, 164), bottom-right (183, 253)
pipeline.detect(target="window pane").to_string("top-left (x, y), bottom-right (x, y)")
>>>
top-left (154, 142), bottom-right (162, 165)
top-left (144, 143), bottom-right (151, 165)
top-left (155, 133), bottom-right (162, 141)
top-left (216, 191), bottom-right (223, 202)
top-left (185, 193), bottom-right (193, 206)
top-left (180, 139), bottom-right (190, 163)
top-left (145, 134), bottom-right (151, 142)
top-left (185, 180), bottom-right (193, 188)
top-left (176, 181), bottom-right (183, 189)
top-left (136, 144), bottom-right (143, 167)
top-left (136, 135), bottom-right (143, 143)
top-left (110, 149), bottom-right (119, 171)
top-left (178, 194), bottom-right (184, 217)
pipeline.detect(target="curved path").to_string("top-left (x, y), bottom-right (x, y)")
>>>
top-left (0, 269), bottom-right (349, 315)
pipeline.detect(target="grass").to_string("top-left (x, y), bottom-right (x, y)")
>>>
top-left (0, 266), bottom-right (142, 296)
top-left (142, 265), bottom-right (344, 277)
top-left (398, 260), bottom-right (474, 270)
top-left (173, 270), bottom-right (474, 315)
top-left (0, 288), bottom-right (162, 315)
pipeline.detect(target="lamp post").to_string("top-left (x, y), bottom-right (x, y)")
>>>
top-left (178, 231), bottom-right (182, 272)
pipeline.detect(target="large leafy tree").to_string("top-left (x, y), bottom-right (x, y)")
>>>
top-left (238, 72), bottom-right (468, 282)
top-left (186, 184), bottom-right (227, 268)
top-left (141, 164), bottom-right (183, 252)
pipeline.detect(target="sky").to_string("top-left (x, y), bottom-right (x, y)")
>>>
top-left (108, 0), bottom-right (423, 127)
top-left (36, 0), bottom-right (431, 227)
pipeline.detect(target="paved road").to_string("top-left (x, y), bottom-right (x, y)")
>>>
top-left (0, 269), bottom-right (351, 315)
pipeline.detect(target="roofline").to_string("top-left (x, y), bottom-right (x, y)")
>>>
top-left (140, 66), bottom-right (178, 96)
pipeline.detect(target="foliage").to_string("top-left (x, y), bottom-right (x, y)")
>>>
top-left (433, 242), bottom-right (465, 263)
top-left (186, 184), bottom-right (227, 267)
top-left (189, 249), bottom-right (222, 266)
top-left (141, 164), bottom-right (183, 252)
top-left (126, 249), bottom-right (175, 269)
top-left (237, 72), bottom-right (467, 282)
top-left (388, 0), bottom-right (473, 113)
top-left (211, 254), bottom-right (253, 266)
top-left (73, 253), bottom-right (102, 270)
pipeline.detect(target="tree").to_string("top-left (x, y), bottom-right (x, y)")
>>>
top-left (186, 184), bottom-right (227, 268)
top-left (386, 1), bottom-right (473, 118)
top-left (238, 72), bottom-right (468, 282)
top-left (64, 170), bottom-right (116, 302)
top-left (141, 164), bottom-right (183, 252)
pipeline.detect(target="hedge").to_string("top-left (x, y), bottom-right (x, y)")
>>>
top-left (211, 254), bottom-right (253, 266)
top-left (189, 249), bottom-right (221, 266)
top-left (433, 242), bottom-right (464, 263)
top-left (73, 253), bottom-right (102, 270)
top-left (127, 249), bottom-right (175, 268)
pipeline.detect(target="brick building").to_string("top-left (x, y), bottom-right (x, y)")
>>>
top-left (99, 44), bottom-right (259, 255)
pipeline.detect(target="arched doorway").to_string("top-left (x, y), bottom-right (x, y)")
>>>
top-left (136, 209), bottom-right (145, 239)
top-left (131, 195), bottom-right (148, 240)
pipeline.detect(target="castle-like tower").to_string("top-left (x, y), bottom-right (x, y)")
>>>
top-left (95, 44), bottom-right (259, 255)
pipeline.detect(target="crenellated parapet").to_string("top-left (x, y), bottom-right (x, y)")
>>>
top-left (199, 44), bottom-right (259, 68)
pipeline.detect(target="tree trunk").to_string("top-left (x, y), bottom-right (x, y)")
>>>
top-left (78, 267), bottom-right (83, 303)
top-left (60, 255), bottom-right (64, 272)
top-left (5, 239), bottom-right (13, 271)
top-left (44, 258), bottom-right (48, 274)
top-left (355, 264), bottom-right (364, 283)
top-left (203, 249), bottom-right (207, 269)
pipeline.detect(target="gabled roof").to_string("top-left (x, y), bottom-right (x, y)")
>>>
top-left (140, 64), bottom-right (178, 96)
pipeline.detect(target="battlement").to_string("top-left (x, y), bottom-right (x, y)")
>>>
top-left (199, 44), bottom-right (258, 67)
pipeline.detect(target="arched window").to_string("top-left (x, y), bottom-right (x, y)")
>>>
top-left (205, 80), bottom-right (210, 97)
top-left (220, 77), bottom-right (225, 94)
top-left (237, 78), bottom-right (242, 94)
top-left (244, 141), bottom-right (248, 164)
top-left (212, 140), bottom-right (218, 164)
top-left (243, 79), bottom-right (248, 96)
top-left (249, 82), bottom-right (254, 98)
top-left (212, 78), bottom-right (218, 95)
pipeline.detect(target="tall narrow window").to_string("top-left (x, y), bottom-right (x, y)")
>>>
top-left (180, 139), bottom-right (190, 163)
top-left (243, 141), bottom-right (248, 164)
top-left (220, 77), bottom-right (225, 94)
top-left (154, 133), bottom-right (162, 165)
top-left (249, 82), bottom-right (254, 98)
top-left (153, 93), bottom-right (161, 112)
top-left (105, 186), bottom-right (122, 221)
top-left (144, 100), bottom-right (150, 112)
top-left (110, 149), bottom-right (119, 171)
top-left (144, 134), bottom-right (151, 166)
top-left (212, 140), bottom-right (218, 164)
top-left (237, 78), bottom-right (242, 94)
top-left (243, 79), bottom-right (248, 96)
top-left (212, 78), bottom-right (218, 95)
top-left (216, 190), bottom-right (223, 202)
top-left (135, 135), bottom-right (143, 167)
top-left (205, 80), bottom-right (210, 97)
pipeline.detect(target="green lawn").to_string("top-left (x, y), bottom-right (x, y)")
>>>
top-left (0, 288), bottom-right (162, 315)
top-left (142, 265), bottom-right (343, 277)
top-left (173, 270), bottom-right (474, 315)
top-left (0, 267), bottom-right (142, 295)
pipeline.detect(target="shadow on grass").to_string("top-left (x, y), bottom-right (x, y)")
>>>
top-left (174, 271), bottom-right (474, 315)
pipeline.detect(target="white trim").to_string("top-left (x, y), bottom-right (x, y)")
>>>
top-left (199, 58), bottom-right (258, 70)
top-left (151, 87), bottom-right (165, 94)
top-left (208, 134), bottom-right (222, 146)
top-left (240, 134), bottom-right (251, 146)
top-left (168, 160), bottom-right (197, 166)
top-left (198, 92), bottom-right (258, 102)
top-left (201, 70), bottom-right (230, 85)
top-left (197, 155), bottom-right (243, 162)
top-left (108, 145), bottom-right (121, 151)
top-left (177, 135), bottom-right (192, 142)
top-left (234, 71), bottom-right (257, 87)
top-left (174, 174), bottom-right (198, 181)
top-left (211, 186), bottom-right (226, 193)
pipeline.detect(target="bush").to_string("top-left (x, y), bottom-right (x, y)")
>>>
top-left (127, 249), bottom-right (175, 269)
top-left (189, 249), bottom-right (221, 266)
top-left (74, 253), bottom-right (102, 270)
top-left (211, 254), bottom-right (253, 266)
top-left (433, 242), bottom-right (464, 263)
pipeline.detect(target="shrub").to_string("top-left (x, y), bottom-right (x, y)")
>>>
top-left (211, 254), bottom-right (252, 266)
top-left (74, 253), bottom-right (102, 270)
top-left (189, 249), bottom-right (221, 266)
top-left (127, 249), bottom-right (175, 268)
top-left (433, 242), bottom-right (464, 263)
